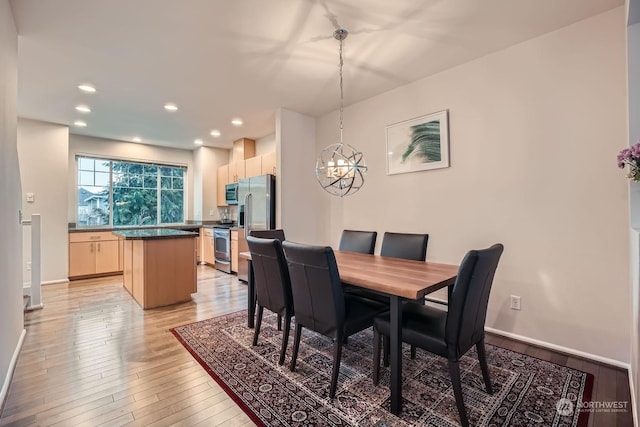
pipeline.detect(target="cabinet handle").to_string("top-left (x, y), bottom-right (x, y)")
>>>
top-left (90, 242), bottom-right (94, 253)
top-left (97, 242), bottom-right (101, 252)
top-left (273, 166), bottom-right (276, 175)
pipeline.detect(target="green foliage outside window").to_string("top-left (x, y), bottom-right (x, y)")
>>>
top-left (77, 156), bottom-right (185, 227)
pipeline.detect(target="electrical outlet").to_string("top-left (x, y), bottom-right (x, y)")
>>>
top-left (209, 209), bottom-right (215, 216)
top-left (510, 295), bottom-right (521, 310)
top-left (27, 262), bottom-right (31, 271)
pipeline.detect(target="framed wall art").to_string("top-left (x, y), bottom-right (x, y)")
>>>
top-left (385, 110), bottom-right (449, 175)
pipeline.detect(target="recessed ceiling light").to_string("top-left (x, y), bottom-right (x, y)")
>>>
top-left (194, 139), bottom-right (203, 146)
top-left (75, 105), bottom-right (91, 113)
top-left (73, 120), bottom-right (87, 127)
top-left (164, 103), bottom-right (178, 112)
top-left (231, 118), bottom-right (243, 126)
top-left (78, 84), bottom-right (96, 93)
top-left (132, 137), bottom-right (142, 143)
top-left (210, 129), bottom-right (221, 137)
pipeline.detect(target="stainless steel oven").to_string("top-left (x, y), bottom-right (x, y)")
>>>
top-left (213, 227), bottom-right (231, 273)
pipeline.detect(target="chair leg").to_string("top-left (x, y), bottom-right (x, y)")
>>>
top-left (289, 324), bottom-right (303, 372)
top-left (383, 335), bottom-right (390, 367)
top-left (476, 339), bottom-right (493, 394)
top-left (329, 337), bottom-right (343, 399)
top-left (372, 330), bottom-right (381, 386)
top-left (277, 314), bottom-right (282, 331)
top-left (410, 345), bottom-right (417, 359)
top-left (279, 313), bottom-right (292, 366)
top-left (252, 305), bottom-right (264, 346)
top-left (448, 359), bottom-right (469, 427)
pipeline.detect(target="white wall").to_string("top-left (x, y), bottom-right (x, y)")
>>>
top-left (277, 109), bottom-right (318, 244)
top-left (193, 145), bottom-right (232, 220)
top-left (18, 119), bottom-right (69, 283)
top-left (315, 8), bottom-right (630, 363)
top-left (256, 133), bottom-right (276, 156)
top-left (68, 134), bottom-right (196, 222)
top-left (0, 0), bottom-right (24, 405)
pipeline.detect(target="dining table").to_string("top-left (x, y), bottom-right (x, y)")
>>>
top-left (240, 249), bottom-right (459, 415)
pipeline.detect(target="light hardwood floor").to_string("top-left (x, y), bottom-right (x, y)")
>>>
top-left (1, 265), bottom-right (633, 426)
top-left (1, 266), bottom-right (254, 427)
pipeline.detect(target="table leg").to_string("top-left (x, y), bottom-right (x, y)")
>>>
top-left (247, 259), bottom-right (256, 328)
top-left (390, 295), bottom-right (403, 415)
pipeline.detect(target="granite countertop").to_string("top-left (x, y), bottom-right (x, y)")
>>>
top-left (69, 220), bottom-right (236, 232)
top-left (112, 228), bottom-right (198, 240)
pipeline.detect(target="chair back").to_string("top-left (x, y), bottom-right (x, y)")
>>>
top-left (445, 244), bottom-right (504, 357)
top-left (339, 230), bottom-right (377, 254)
top-left (246, 236), bottom-right (293, 316)
top-left (282, 241), bottom-right (345, 337)
top-left (250, 229), bottom-right (286, 242)
top-left (380, 232), bottom-right (429, 261)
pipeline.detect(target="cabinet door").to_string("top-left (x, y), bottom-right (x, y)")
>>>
top-left (69, 242), bottom-right (96, 277)
top-left (202, 229), bottom-right (215, 265)
top-left (245, 156), bottom-right (262, 178)
top-left (95, 240), bottom-right (120, 274)
top-left (262, 152), bottom-right (276, 176)
top-left (217, 165), bottom-right (229, 206)
top-left (231, 239), bottom-right (238, 273)
top-left (228, 161), bottom-right (246, 182)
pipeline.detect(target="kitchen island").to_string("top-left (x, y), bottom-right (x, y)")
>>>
top-left (113, 228), bottom-right (197, 309)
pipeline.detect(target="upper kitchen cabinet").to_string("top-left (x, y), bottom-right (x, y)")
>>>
top-left (262, 151), bottom-right (276, 176)
top-left (233, 138), bottom-right (256, 161)
top-left (228, 161), bottom-right (245, 183)
top-left (245, 156), bottom-right (262, 178)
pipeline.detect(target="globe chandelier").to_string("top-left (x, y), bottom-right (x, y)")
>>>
top-left (315, 28), bottom-right (367, 197)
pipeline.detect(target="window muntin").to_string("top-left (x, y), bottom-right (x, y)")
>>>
top-left (77, 156), bottom-right (186, 227)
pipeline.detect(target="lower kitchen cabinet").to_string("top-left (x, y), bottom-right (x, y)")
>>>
top-left (231, 229), bottom-right (240, 273)
top-left (201, 227), bottom-right (215, 265)
top-left (69, 231), bottom-right (121, 279)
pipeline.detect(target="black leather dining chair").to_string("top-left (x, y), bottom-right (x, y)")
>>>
top-left (250, 229), bottom-right (286, 242)
top-left (282, 241), bottom-right (388, 399)
top-left (338, 230), bottom-right (377, 254)
top-left (380, 232), bottom-right (428, 261)
top-left (372, 243), bottom-right (504, 427)
top-left (246, 236), bottom-right (294, 366)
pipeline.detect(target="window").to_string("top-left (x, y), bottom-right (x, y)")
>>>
top-left (77, 156), bottom-right (186, 227)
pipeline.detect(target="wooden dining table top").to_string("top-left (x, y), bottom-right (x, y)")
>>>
top-left (333, 250), bottom-right (458, 300)
top-left (240, 249), bottom-right (459, 300)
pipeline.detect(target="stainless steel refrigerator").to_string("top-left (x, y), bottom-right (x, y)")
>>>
top-left (237, 174), bottom-right (276, 281)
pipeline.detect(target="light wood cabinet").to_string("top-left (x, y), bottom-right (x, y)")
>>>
top-left (122, 236), bottom-right (196, 309)
top-left (231, 229), bottom-right (239, 273)
top-left (262, 151), bottom-right (276, 176)
top-left (69, 231), bottom-right (121, 279)
top-left (245, 156), bottom-right (262, 178)
top-left (201, 228), bottom-right (215, 265)
top-left (229, 161), bottom-right (246, 182)
top-left (233, 138), bottom-right (256, 161)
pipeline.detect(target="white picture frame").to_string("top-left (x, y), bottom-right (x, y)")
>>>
top-left (385, 110), bottom-right (450, 175)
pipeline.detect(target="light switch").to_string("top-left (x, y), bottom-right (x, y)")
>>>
top-left (26, 193), bottom-right (35, 203)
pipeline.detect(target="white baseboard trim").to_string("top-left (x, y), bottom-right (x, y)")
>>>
top-left (485, 327), bottom-right (630, 370)
top-left (23, 278), bottom-right (69, 291)
top-left (0, 329), bottom-right (26, 412)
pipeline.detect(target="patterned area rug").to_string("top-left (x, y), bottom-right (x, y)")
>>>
top-left (171, 311), bottom-right (593, 426)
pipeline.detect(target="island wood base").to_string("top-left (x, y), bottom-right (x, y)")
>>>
top-left (122, 237), bottom-right (196, 309)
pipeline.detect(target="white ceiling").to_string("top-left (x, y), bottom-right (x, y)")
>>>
top-left (10, 0), bottom-right (623, 150)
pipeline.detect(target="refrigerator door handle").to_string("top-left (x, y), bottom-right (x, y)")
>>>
top-left (244, 193), bottom-right (253, 236)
